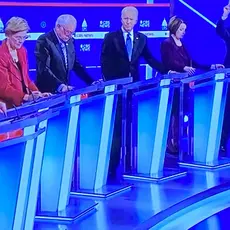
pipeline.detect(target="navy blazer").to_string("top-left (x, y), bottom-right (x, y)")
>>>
top-left (35, 30), bottom-right (93, 93)
top-left (100, 29), bottom-right (167, 82)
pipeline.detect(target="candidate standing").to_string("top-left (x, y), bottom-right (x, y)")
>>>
top-left (100, 6), bottom-right (167, 176)
top-left (35, 14), bottom-right (94, 93)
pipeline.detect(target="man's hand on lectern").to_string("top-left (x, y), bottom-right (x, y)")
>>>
top-left (92, 79), bottom-right (104, 85)
top-left (61, 85), bottom-right (74, 92)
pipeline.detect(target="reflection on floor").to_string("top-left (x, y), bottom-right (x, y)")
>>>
top-left (190, 207), bottom-right (230, 230)
top-left (34, 167), bottom-right (230, 230)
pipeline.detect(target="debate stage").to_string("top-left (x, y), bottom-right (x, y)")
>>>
top-left (34, 160), bottom-right (230, 230)
top-left (2, 70), bottom-right (230, 229)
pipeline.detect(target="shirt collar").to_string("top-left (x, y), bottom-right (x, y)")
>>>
top-left (121, 27), bottom-right (134, 37)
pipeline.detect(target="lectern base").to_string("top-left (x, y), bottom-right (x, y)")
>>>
top-left (179, 158), bottom-right (230, 170)
top-left (35, 198), bottom-right (97, 223)
top-left (71, 184), bottom-right (132, 199)
top-left (123, 168), bottom-right (187, 183)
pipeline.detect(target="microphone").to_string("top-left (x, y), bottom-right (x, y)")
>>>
top-left (44, 47), bottom-right (71, 93)
top-left (12, 104), bottom-right (22, 121)
top-left (7, 68), bottom-right (37, 104)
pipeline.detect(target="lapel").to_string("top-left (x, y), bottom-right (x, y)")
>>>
top-left (1, 40), bottom-right (24, 81)
top-left (66, 39), bottom-right (75, 71)
top-left (116, 29), bottom-right (129, 59)
top-left (131, 32), bottom-right (140, 62)
top-left (116, 29), bottom-right (140, 62)
top-left (50, 30), bottom-right (67, 71)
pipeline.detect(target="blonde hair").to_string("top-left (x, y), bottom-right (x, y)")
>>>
top-left (5, 17), bottom-right (30, 35)
top-left (168, 16), bottom-right (185, 35)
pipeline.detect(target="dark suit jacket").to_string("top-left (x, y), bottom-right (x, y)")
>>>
top-left (35, 30), bottom-right (93, 93)
top-left (100, 29), bottom-right (166, 82)
top-left (161, 36), bottom-right (210, 72)
top-left (216, 18), bottom-right (230, 68)
top-left (0, 39), bottom-right (38, 108)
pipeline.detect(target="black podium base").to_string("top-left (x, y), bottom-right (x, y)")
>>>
top-left (35, 198), bottom-right (97, 223)
top-left (179, 157), bottom-right (230, 170)
top-left (71, 183), bottom-right (132, 199)
top-left (123, 168), bottom-right (187, 183)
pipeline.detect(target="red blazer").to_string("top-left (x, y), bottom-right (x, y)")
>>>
top-left (0, 39), bottom-right (38, 108)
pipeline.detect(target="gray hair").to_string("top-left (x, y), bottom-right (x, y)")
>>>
top-left (55, 14), bottom-right (77, 27)
top-left (121, 6), bottom-right (138, 18)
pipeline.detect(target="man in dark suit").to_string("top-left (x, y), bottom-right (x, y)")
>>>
top-left (217, 4), bottom-right (230, 152)
top-left (100, 6), bottom-right (167, 177)
top-left (101, 6), bottom-right (167, 82)
top-left (35, 14), bottom-right (94, 93)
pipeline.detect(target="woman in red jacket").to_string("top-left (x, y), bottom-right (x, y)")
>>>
top-left (0, 17), bottom-right (50, 141)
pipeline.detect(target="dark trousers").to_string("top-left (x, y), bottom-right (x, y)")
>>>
top-left (221, 87), bottom-right (230, 149)
top-left (109, 96), bottom-right (122, 175)
top-left (167, 88), bottom-right (180, 153)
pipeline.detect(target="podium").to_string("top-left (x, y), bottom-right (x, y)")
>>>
top-left (71, 78), bottom-right (133, 198)
top-left (179, 69), bottom-right (230, 169)
top-left (0, 111), bottom-right (50, 230)
top-left (0, 94), bottom-right (66, 122)
top-left (122, 74), bottom-right (187, 182)
top-left (35, 85), bottom-right (100, 223)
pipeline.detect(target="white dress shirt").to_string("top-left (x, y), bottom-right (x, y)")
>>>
top-left (121, 27), bottom-right (134, 48)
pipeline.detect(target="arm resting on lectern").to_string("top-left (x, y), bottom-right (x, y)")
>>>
top-left (72, 40), bottom-right (94, 85)
top-left (35, 36), bottom-right (62, 92)
top-left (0, 59), bottom-right (25, 106)
top-left (142, 37), bottom-right (167, 74)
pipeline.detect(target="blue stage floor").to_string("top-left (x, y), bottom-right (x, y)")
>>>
top-left (34, 165), bottom-right (230, 230)
top-left (190, 207), bottom-right (230, 230)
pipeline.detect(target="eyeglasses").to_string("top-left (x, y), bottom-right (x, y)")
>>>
top-left (59, 25), bottom-right (75, 37)
top-left (12, 35), bottom-right (30, 42)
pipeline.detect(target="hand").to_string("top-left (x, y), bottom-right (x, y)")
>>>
top-left (61, 85), bottom-right (74, 92)
top-left (41, 92), bottom-right (52, 97)
top-left (211, 64), bottom-right (225, 69)
top-left (168, 70), bottom-right (179, 74)
top-left (183, 66), bottom-right (196, 75)
top-left (0, 102), bottom-right (7, 115)
top-left (223, 4), bottom-right (230, 19)
top-left (92, 79), bottom-right (104, 85)
top-left (23, 91), bottom-right (42, 102)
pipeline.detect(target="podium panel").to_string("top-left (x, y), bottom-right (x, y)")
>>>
top-left (0, 112), bottom-right (49, 230)
top-left (36, 88), bottom-right (99, 223)
top-left (71, 78), bottom-right (132, 198)
top-left (122, 76), bottom-right (187, 183)
top-left (179, 69), bottom-right (230, 169)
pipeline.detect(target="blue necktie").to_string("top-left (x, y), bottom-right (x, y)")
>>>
top-left (126, 33), bottom-right (132, 61)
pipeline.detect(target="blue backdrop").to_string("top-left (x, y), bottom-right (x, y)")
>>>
top-left (0, 1), bottom-right (170, 87)
top-left (174, 1), bottom-right (228, 67)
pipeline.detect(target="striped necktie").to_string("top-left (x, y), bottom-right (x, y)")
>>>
top-left (60, 42), bottom-right (68, 69)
